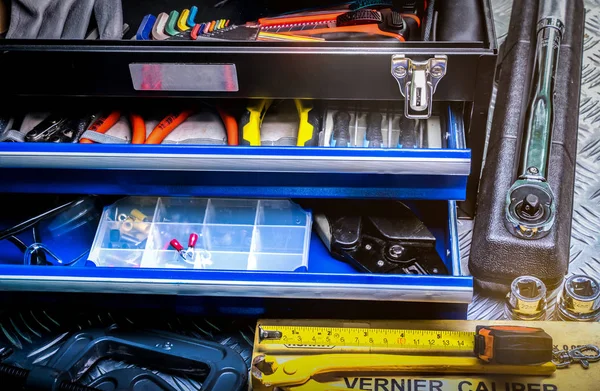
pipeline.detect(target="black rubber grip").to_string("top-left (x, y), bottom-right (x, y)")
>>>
top-left (332, 111), bottom-right (351, 147)
top-left (366, 112), bottom-right (383, 148)
top-left (337, 9), bottom-right (382, 26)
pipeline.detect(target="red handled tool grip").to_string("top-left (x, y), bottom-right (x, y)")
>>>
top-left (191, 24), bottom-right (201, 40)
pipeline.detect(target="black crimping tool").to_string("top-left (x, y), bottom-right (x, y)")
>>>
top-left (0, 328), bottom-right (247, 391)
top-left (313, 200), bottom-right (449, 275)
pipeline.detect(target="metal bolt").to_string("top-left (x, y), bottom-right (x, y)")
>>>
top-left (377, 260), bottom-right (385, 267)
top-left (393, 66), bottom-right (407, 78)
top-left (431, 65), bottom-right (444, 77)
top-left (388, 245), bottom-right (405, 258)
top-left (365, 244), bottom-right (372, 251)
top-left (528, 166), bottom-right (540, 175)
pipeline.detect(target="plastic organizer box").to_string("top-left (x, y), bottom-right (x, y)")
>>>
top-left (88, 197), bottom-right (312, 271)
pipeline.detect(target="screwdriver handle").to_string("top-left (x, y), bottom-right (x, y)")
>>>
top-left (366, 112), bottom-right (383, 148)
top-left (331, 111), bottom-right (351, 147)
top-left (295, 100), bottom-right (321, 147)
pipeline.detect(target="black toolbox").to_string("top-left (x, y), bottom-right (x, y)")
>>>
top-left (0, 0), bottom-right (497, 213)
top-left (2, 0), bottom-right (565, 318)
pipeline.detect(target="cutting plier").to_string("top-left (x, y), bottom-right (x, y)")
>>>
top-left (79, 112), bottom-right (147, 144)
top-left (240, 99), bottom-right (320, 147)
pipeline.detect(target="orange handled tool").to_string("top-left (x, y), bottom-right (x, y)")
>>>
top-left (80, 112), bottom-right (146, 144)
top-left (145, 110), bottom-right (194, 144)
top-left (79, 112), bottom-right (121, 144)
top-left (217, 107), bottom-right (239, 146)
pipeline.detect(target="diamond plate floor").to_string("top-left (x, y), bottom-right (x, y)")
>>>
top-left (465, 0), bottom-right (600, 320)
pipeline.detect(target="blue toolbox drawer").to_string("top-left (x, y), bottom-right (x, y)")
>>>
top-left (0, 103), bottom-right (470, 201)
top-left (0, 198), bottom-right (471, 306)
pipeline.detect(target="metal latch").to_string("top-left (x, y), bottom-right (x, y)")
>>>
top-left (391, 55), bottom-right (447, 119)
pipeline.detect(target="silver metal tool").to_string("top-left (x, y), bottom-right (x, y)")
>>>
top-left (505, 0), bottom-right (567, 239)
top-left (504, 275), bottom-right (548, 320)
top-left (556, 275), bottom-right (600, 322)
top-left (553, 345), bottom-right (600, 369)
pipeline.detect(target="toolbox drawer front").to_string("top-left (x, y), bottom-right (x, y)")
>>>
top-left (0, 0), bottom-right (496, 100)
top-left (0, 201), bottom-right (471, 304)
top-left (0, 43), bottom-right (492, 101)
top-left (0, 0), bottom-right (496, 101)
top-left (0, 104), bottom-right (470, 200)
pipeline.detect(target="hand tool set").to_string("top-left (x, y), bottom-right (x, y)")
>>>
top-left (1, 311), bottom-right (599, 391)
top-left (0, 3), bottom-right (595, 390)
top-left (2, 100), bottom-right (447, 149)
top-left (0, 195), bottom-right (455, 277)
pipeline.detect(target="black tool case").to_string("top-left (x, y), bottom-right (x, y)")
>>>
top-left (0, 0), bottom-right (507, 318)
top-left (471, 0), bottom-right (585, 293)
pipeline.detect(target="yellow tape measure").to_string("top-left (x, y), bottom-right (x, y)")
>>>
top-left (258, 325), bottom-right (476, 353)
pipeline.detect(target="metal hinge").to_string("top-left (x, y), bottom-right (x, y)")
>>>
top-left (391, 55), bottom-right (448, 119)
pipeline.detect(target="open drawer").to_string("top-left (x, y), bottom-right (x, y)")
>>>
top-left (0, 0), bottom-right (497, 214)
top-left (0, 100), bottom-right (470, 200)
top-left (0, 195), bottom-right (471, 305)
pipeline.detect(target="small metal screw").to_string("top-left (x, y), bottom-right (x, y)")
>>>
top-left (365, 244), bottom-right (372, 251)
top-left (528, 166), bottom-right (540, 175)
top-left (377, 260), bottom-right (385, 267)
top-left (393, 66), bottom-right (407, 78)
top-left (431, 65), bottom-right (444, 77)
top-left (388, 245), bottom-right (405, 258)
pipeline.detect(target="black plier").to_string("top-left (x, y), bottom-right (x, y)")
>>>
top-left (313, 200), bottom-right (449, 275)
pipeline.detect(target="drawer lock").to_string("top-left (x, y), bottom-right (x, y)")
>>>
top-left (391, 55), bottom-right (447, 119)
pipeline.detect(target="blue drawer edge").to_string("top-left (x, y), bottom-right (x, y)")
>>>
top-left (0, 201), bottom-right (473, 304)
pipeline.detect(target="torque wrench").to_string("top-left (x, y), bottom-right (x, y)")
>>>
top-left (505, 0), bottom-right (567, 239)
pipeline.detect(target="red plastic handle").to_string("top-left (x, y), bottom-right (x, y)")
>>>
top-left (188, 233), bottom-right (199, 248)
top-left (170, 239), bottom-right (184, 252)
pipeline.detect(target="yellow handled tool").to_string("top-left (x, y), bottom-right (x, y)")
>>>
top-left (253, 354), bottom-right (555, 390)
top-left (239, 99), bottom-right (320, 146)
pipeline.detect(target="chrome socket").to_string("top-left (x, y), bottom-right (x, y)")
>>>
top-left (505, 276), bottom-right (548, 320)
top-left (556, 275), bottom-right (600, 322)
